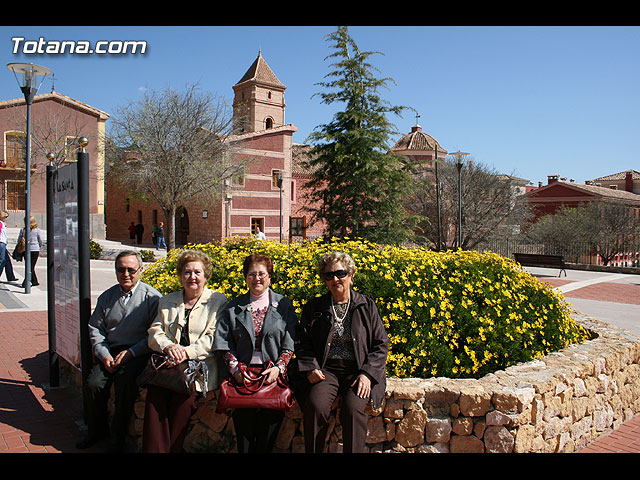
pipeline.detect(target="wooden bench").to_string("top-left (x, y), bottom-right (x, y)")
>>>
top-left (513, 253), bottom-right (567, 277)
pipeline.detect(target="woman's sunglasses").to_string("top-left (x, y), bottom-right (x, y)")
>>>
top-left (323, 270), bottom-right (349, 281)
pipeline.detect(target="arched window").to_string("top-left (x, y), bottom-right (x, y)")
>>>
top-left (265, 117), bottom-right (274, 129)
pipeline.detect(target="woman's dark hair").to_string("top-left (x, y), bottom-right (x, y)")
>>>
top-left (243, 253), bottom-right (274, 278)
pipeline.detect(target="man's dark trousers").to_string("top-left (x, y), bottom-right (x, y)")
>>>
top-left (85, 346), bottom-right (149, 452)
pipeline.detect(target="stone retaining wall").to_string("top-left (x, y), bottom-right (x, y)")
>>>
top-left (123, 312), bottom-right (640, 453)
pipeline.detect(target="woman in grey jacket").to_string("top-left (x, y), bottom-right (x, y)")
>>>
top-left (213, 253), bottom-right (298, 453)
top-left (18, 216), bottom-right (44, 287)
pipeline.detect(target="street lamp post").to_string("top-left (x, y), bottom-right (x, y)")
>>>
top-left (6, 63), bottom-right (51, 294)
top-left (276, 171), bottom-right (284, 242)
top-left (450, 150), bottom-right (469, 249)
top-left (434, 144), bottom-right (442, 251)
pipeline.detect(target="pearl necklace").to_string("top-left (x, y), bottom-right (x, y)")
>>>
top-left (331, 297), bottom-right (350, 336)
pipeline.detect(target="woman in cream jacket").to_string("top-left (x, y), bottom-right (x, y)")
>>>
top-left (142, 249), bottom-right (227, 453)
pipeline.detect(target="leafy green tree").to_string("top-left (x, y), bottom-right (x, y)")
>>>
top-left (302, 26), bottom-right (416, 244)
top-left (525, 200), bottom-right (640, 265)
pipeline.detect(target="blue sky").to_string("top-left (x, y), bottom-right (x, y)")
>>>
top-left (2, 25), bottom-right (638, 186)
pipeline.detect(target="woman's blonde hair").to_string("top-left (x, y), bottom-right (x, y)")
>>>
top-left (316, 251), bottom-right (356, 277)
top-left (30, 216), bottom-right (38, 229)
top-left (176, 249), bottom-right (213, 281)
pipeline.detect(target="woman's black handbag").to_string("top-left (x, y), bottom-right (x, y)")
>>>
top-left (11, 245), bottom-right (23, 262)
top-left (137, 353), bottom-right (208, 397)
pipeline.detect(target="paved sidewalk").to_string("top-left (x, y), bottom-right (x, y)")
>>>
top-left (0, 234), bottom-right (165, 453)
top-left (578, 415), bottom-right (640, 453)
top-left (0, 310), bottom-right (99, 452)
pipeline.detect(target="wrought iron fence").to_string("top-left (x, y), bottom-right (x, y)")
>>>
top-left (472, 238), bottom-right (640, 268)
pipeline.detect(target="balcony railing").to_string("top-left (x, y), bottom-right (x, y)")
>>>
top-left (2, 144), bottom-right (26, 169)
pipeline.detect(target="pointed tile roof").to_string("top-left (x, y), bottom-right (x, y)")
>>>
top-left (391, 124), bottom-right (447, 154)
top-left (235, 50), bottom-right (285, 89)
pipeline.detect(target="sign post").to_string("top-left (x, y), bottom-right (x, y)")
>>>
top-left (49, 137), bottom-right (92, 420)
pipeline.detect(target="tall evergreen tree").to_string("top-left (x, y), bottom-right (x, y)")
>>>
top-left (302, 26), bottom-right (416, 244)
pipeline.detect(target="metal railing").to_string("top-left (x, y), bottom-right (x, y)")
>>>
top-left (472, 238), bottom-right (640, 268)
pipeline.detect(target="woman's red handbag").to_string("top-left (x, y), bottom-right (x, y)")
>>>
top-left (216, 362), bottom-right (294, 412)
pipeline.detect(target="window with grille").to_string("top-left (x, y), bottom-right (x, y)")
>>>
top-left (5, 133), bottom-right (26, 168)
top-left (251, 217), bottom-right (264, 235)
top-left (6, 180), bottom-right (25, 210)
top-left (290, 217), bottom-right (306, 237)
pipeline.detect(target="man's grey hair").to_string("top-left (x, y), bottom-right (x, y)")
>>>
top-left (115, 250), bottom-right (143, 269)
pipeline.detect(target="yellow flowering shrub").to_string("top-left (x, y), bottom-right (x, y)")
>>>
top-left (142, 237), bottom-right (592, 379)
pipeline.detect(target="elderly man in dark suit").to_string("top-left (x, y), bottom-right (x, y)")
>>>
top-left (76, 250), bottom-right (161, 452)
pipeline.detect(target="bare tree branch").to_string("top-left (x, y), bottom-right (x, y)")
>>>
top-left (106, 83), bottom-right (247, 249)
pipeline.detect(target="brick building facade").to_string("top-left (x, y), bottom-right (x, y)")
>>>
top-left (0, 91), bottom-right (108, 238)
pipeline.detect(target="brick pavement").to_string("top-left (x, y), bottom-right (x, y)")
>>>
top-left (0, 310), bottom-right (100, 453)
top-left (542, 278), bottom-right (640, 306)
top-left (578, 415), bottom-right (640, 453)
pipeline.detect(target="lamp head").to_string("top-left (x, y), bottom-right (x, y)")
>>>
top-left (6, 63), bottom-right (51, 101)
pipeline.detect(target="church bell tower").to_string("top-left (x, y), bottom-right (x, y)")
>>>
top-left (232, 50), bottom-right (286, 133)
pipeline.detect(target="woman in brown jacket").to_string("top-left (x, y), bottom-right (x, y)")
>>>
top-left (294, 251), bottom-right (389, 453)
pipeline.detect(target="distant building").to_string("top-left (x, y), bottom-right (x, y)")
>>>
top-left (0, 91), bottom-right (108, 238)
top-left (391, 123), bottom-right (448, 173)
top-left (495, 174), bottom-right (530, 197)
top-left (525, 174), bottom-right (640, 220)
top-left (587, 169), bottom-right (640, 195)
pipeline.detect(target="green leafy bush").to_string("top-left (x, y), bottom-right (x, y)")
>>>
top-left (139, 249), bottom-right (155, 262)
top-left (89, 239), bottom-right (103, 260)
top-left (141, 237), bottom-right (591, 379)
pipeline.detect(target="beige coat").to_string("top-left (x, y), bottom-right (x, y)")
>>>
top-left (148, 287), bottom-right (228, 392)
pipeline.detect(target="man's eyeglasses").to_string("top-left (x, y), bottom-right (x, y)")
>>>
top-left (116, 266), bottom-right (140, 275)
top-left (247, 272), bottom-right (269, 279)
top-left (323, 270), bottom-right (349, 281)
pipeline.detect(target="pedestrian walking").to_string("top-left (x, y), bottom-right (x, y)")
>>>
top-left (17, 216), bottom-right (43, 287)
top-left (156, 222), bottom-right (166, 250)
top-left (128, 222), bottom-right (136, 244)
top-left (135, 222), bottom-right (144, 245)
top-left (0, 210), bottom-right (18, 282)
